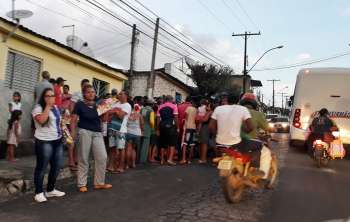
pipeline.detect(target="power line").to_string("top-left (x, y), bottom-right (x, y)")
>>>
top-left (25, 0), bottom-right (130, 38)
top-left (64, 0), bottom-right (132, 35)
top-left (197, 0), bottom-right (233, 31)
top-left (116, 0), bottom-right (227, 65)
top-left (132, 0), bottom-right (228, 65)
top-left (235, 0), bottom-right (260, 31)
top-left (110, 0), bottom-right (192, 56)
top-left (94, 41), bottom-right (131, 55)
top-left (253, 51), bottom-right (350, 71)
top-left (95, 44), bottom-right (130, 59)
top-left (84, 0), bottom-right (188, 58)
top-left (221, 0), bottom-right (247, 29)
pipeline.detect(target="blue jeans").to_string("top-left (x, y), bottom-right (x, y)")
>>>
top-left (34, 139), bottom-right (64, 194)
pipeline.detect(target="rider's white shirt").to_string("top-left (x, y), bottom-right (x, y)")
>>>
top-left (211, 104), bottom-right (251, 146)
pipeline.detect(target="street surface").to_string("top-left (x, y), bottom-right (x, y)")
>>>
top-left (0, 134), bottom-right (349, 222)
top-left (262, 135), bottom-right (350, 222)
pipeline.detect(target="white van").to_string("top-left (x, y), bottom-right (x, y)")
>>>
top-left (290, 68), bottom-right (350, 148)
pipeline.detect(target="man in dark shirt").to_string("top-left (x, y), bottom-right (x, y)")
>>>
top-left (307, 108), bottom-right (337, 155)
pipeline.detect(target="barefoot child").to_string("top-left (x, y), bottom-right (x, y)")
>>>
top-left (7, 110), bottom-right (22, 162)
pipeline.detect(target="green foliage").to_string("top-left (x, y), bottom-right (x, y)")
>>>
top-left (187, 63), bottom-right (241, 97)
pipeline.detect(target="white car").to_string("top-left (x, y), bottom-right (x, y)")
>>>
top-left (268, 117), bottom-right (290, 133)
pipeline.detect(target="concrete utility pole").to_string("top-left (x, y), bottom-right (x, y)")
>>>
top-left (284, 95), bottom-right (290, 108)
top-left (128, 24), bottom-right (137, 94)
top-left (279, 92), bottom-right (287, 110)
top-left (148, 18), bottom-right (160, 99)
top-left (232, 31), bottom-right (261, 93)
top-left (267, 79), bottom-right (280, 113)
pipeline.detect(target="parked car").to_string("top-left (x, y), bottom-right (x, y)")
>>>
top-left (268, 117), bottom-right (290, 133)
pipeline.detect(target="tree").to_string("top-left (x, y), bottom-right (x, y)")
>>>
top-left (187, 63), bottom-right (241, 97)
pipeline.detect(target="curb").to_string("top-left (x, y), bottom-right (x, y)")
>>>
top-left (0, 166), bottom-right (75, 203)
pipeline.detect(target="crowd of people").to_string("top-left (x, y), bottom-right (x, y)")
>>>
top-left (6, 70), bottom-right (274, 203)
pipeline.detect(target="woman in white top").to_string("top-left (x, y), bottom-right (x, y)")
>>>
top-left (32, 88), bottom-right (65, 203)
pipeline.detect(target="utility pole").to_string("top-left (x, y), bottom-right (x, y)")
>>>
top-left (232, 31), bottom-right (261, 93)
top-left (278, 92), bottom-right (287, 110)
top-left (128, 24), bottom-right (137, 95)
top-left (148, 18), bottom-right (160, 99)
top-left (267, 79), bottom-right (280, 113)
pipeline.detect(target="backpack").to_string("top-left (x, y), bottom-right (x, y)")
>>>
top-left (159, 106), bottom-right (174, 127)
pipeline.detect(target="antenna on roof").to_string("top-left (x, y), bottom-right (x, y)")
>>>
top-left (66, 35), bottom-right (95, 58)
top-left (3, 0), bottom-right (33, 42)
top-left (62, 24), bottom-right (94, 57)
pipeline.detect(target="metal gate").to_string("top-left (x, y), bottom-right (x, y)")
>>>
top-left (92, 78), bottom-right (109, 98)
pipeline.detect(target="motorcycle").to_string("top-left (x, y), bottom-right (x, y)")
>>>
top-left (213, 143), bottom-right (278, 203)
top-left (313, 131), bottom-right (345, 168)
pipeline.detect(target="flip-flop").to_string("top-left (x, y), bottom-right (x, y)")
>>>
top-left (167, 161), bottom-right (177, 166)
top-left (106, 168), bottom-right (115, 173)
top-left (114, 169), bottom-right (124, 174)
top-left (198, 160), bottom-right (207, 164)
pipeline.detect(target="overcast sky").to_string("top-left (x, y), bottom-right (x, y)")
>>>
top-left (1, 0), bottom-right (350, 106)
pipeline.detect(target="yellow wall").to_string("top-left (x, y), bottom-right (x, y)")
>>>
top-left (0, 20), bottom-right (127, 93)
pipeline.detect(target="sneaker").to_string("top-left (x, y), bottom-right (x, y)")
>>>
top-left (34, 193), bottom-right (48, 203)
top-left (45, 189), bottom-right (66, 198)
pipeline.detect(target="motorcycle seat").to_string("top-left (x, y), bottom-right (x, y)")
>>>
top-left (217, 146), bottom-right (252, 164)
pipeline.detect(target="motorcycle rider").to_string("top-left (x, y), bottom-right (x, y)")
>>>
top-left (239, 93), bottom-right (269, 140)
top-left (209, 93), bottom-right (272, 178)
top-left (307, 108), bottom-right (337, 155)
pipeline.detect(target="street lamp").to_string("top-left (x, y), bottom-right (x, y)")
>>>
top-left (247, 45), bottom-right (284, 74)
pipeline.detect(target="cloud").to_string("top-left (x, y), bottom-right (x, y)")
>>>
top-left (297, 53), bottom-right (311, 60)
top-left (339, 7), bottom-right (350, 17)
top-left (0, 1), bottom-right (245, 73)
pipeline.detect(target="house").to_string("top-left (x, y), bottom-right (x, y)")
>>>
top-left (129, 68), bottom-right (192, 103)
top-left (0, 17), bottom-right (128, 147)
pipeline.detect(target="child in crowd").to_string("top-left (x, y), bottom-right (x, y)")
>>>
top-left (7, 110), bottom-right (22, 162)
top-left (8, 92), bottom-right (22, 114)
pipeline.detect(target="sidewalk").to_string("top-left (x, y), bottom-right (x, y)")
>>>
top-left (0, 154), bottom-right (74, 202)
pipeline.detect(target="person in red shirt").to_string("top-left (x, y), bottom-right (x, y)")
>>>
top-left (54, 77), bottom-right (66, 108)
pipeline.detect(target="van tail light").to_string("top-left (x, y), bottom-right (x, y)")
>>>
top-left (293, 108), bottom-right (301, 128)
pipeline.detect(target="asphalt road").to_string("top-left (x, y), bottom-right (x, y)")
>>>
top-left (0, 163), bottom-right (218, 222)
top-left (262, 134), bottom-right (350, 222)
top-left (1, 133), bottom-right (350, 222)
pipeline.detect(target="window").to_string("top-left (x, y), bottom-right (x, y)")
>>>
top-left (92, 78), bottom-right (109, 98)
top-left (5, 51), bottom-right (41, 92)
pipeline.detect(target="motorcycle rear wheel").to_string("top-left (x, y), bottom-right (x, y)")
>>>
top-left (221, 176), bottom-right (243, 203)
top-left (317, 157), bottom-right (322, 168)
top-left (321, 158), bottom-right (329, 166)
